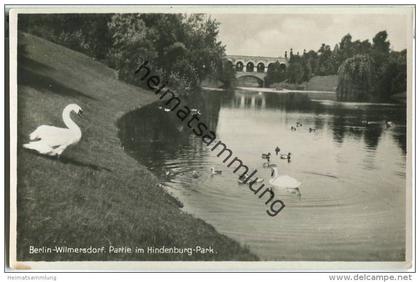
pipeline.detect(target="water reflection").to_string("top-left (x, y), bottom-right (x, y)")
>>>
top-left (221, 91), bottom-right (406, 152)
top-left (118, 89), bottom-right (407, 261)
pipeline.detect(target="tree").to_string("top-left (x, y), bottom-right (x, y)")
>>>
top-left (302, 61), bottom-right (313, 82)
top-left (336, 54), bottom-right (374, 101)
top-left (19, 14), bottom-right (232, 92)
top-left (370, 30), bottom-right (391, 76)
top-left (304, 50), bottom-right (319, 76)
top-left (287, 61), bottom-right (305, 84)
top-left (353, 39), bottom-right (371, 55)
top-left (216, 60), bottom-right (237, 89)
top-left (318, 44), bottom-right (335, 75)
top-left (338, 34), bottom-right (354, 63)
top-left (265, 61), bottom-right (287, 86)
top-left (374, 50), bottom-right (407, 100)
top-left (20, 14), bottom-right (113, 61)
top-left (372, 31), bottom-right (390, 54)
top-left (107, 14), bottom-right (157, 85)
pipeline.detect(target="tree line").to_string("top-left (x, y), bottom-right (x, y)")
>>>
top-left (19, 15), bottom-right (407, 102)
top-left (19, 14), bottom-right (236, 94)
top-left (266, 31), bottom-right (407, 101)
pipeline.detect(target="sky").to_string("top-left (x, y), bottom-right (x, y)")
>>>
top-left (211, 13), bottom-right (411, 57)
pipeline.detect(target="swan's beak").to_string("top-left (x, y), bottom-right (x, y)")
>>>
top-left (78, 110), bottom-right (84, 118)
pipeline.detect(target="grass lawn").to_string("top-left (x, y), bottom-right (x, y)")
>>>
top-left (15, 33), bottom-right (257, 261)
top-left (271, 75), bottom-right (338, 100)
top-left (305, 75), bottom-right (338, 92)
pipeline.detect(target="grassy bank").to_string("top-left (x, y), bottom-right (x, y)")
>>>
top-left (303, 75), bottom-right (338, 92)
top-left (16, 33), bottom-right (257, 261)
top-left (271, 75), bottom-right (338, 100)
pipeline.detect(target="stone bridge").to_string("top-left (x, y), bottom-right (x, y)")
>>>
top-left (226, 55), bottom-right (288, 86)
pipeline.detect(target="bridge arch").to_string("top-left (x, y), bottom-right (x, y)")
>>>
top-left (256, 62), bottom-right (265, 73)
top-left (236, 73), bottom-right (265, 87)
top-left (227, 54), bottom-right (288, 87)
top-left (246, 61), bottom-right (255, 72)
top-left (235, 61), bottom-right (245, 72)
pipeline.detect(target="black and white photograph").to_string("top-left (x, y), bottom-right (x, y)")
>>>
top-left (6, 4), bottom-right (414, 272)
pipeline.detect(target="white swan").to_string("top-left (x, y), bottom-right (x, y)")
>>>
top-left (23, 104), bottom-right (83, 157)
top-left (269, 165), bottom-right (302, 196)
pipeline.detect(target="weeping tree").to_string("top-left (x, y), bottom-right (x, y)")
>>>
top-left (336, 54), bottom-right (375, 101)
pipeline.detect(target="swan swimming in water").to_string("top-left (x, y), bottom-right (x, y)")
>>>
top-left (23, 104), bottom-right (83, 157)
top-left (269, 165), bottom-right (301, 196)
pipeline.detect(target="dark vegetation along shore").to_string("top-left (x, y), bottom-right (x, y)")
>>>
top-left (19, 14), bottom-right (406, 103)
top-left (17, 33), bottom-right (258, 261)
top-left (264, 32), bottom-right (406, 102)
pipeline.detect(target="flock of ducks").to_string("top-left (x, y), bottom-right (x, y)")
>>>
top-left (262, 149), bottom-right (292, 163)
top-left (292, 119), bottom-right (393, 134)
top-left (157, 118), bottom-right (397, 198)
top-left (164, 166), bottom-right (221, 181)
top-left (291, 121), bottom-right (317, 133)
top-left (163, 143), bottom-right (302, 197)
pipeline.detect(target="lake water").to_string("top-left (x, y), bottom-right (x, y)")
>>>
top-left (118, 89), bottom-right (407, 261)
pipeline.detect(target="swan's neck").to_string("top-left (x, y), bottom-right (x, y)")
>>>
top-left (63, 107), bottom-right (81, 134)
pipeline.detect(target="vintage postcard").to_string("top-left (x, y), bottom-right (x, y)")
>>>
top-left (7, 5), bottom-right (414, 271)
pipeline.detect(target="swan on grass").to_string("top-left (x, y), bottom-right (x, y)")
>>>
top-left (23, 104), bottom-right (84, 157)
top-left (269, 165), bottom-right (302, 196)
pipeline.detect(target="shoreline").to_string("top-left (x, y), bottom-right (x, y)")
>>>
top-left (16, 33), bottom-right (258, 262)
